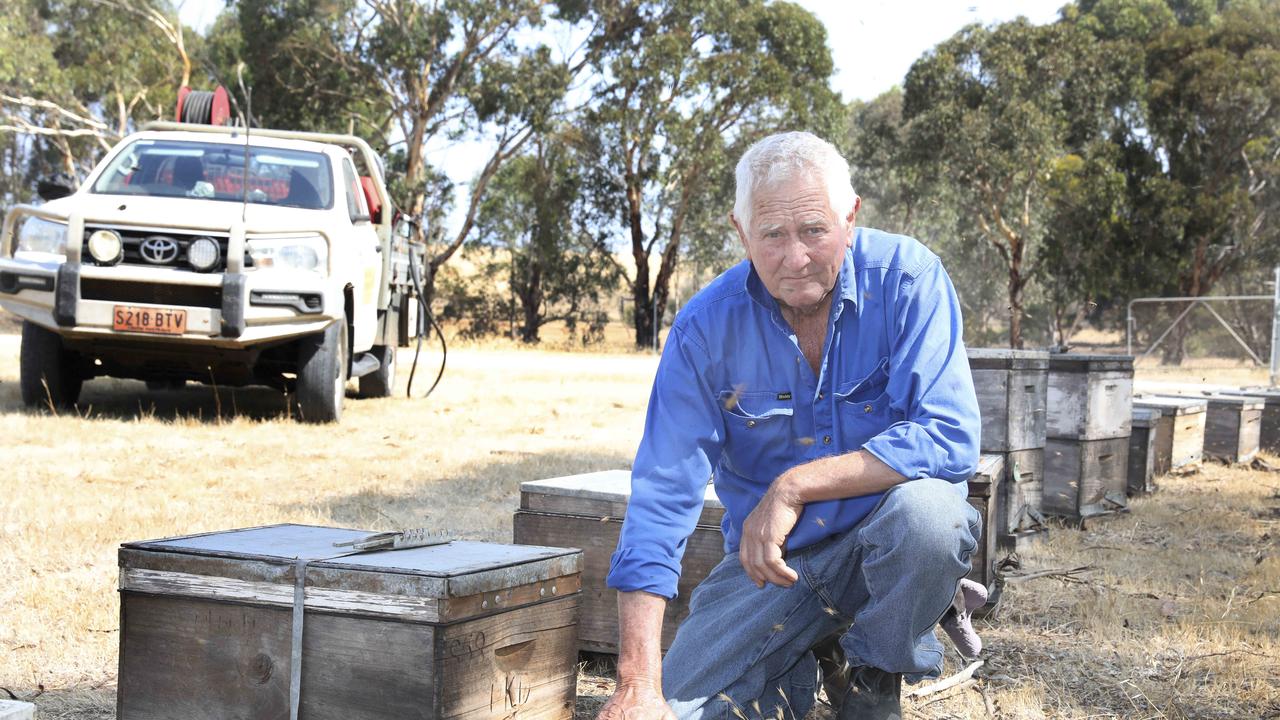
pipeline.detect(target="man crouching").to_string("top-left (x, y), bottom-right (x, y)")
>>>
top-left (597, 131), bottom-right (982, 720)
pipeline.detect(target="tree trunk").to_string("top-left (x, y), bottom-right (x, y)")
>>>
top-left (519, 261), bottom-right (543, 344)
top-left (1007, 252), bottom-right (1025, 349)
top-left (628, 181), bottom-right (654, 349)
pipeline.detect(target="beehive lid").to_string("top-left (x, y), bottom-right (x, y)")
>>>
top-left (121, 524), bottom-right (582, 601)
top-left (1132, 407), bottom-right (1162, 427)
top-left (970, 454), bottom-right (1004, 488)
top-left (966, 348), bottom-right (1049, 370)
top-left (1200, 394), bottom-right (1265, 411)
top-left (1217, 387), bottom-right (1280, 406)
top-left (520, 469), bottom-right (724, 527)
top-left (1133, 395), bottom-right (1208, 416)
top-left (1047, 353), bottom-right (1134, 374)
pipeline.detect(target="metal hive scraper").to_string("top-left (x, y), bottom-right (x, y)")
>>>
top-left (332, 528), bottom-right (452, 552)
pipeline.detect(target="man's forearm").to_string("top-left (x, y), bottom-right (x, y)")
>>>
top-left (771, 449), bottom-right (907, 506)
top-left (616, 590), bottom-right (668, 684)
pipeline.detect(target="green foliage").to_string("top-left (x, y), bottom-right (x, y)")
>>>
top-left (472, 129), bottom-right (621, 343)
top-left (578, 0), bottom-right (842, 347)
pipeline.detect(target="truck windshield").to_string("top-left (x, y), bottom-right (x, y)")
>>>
top-left (91, 139), bottom-right (334, 210)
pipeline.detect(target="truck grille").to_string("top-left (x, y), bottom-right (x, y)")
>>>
top-left (83, 226), bottom-right (253, 271)
top-left (82, 278), bottom-right (222, 309)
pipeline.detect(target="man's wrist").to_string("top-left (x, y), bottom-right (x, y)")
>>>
top-left (770, 468), bottom-right (807, 507)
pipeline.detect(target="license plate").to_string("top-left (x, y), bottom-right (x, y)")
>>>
top-left (112, 305), bottom-right (187, 335)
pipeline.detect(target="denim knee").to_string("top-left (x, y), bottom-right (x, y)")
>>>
top-left (859, 478), bottom-right (979, 560)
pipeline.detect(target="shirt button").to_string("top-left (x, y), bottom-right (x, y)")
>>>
top-left (863, 404), bottom-right (873, 413)
top-left (746, 420), bottom-right (756, 428)
top-left (823, 435), bottom-right (831, 445)
top-left (818, 391), bottom-right (825, 400)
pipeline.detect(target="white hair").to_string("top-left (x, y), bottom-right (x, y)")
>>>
top-left (733, 131), bottom-right (857, 234)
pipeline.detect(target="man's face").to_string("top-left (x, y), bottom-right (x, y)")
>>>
top-left (733, 175), bottom-right (858, 313)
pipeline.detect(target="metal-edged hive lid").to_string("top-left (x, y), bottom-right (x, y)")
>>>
top-left (971, 454), bottom-right (1005, 488)
top-left (120, 523), bottom-right (582, 603)
top-left (1047, 353), bottom-right (1135, 374)
top-left (520, 469), bottom-right (724, 527)
top-left (966, 348), bottom-right (1050, 371)
top-left (1199, 394), bottom-right (1266, 410)
top-left (1133, 395), bottom-right (1209, 415)
top-left (1131, 407), bottom-right (1162, 427)
top-left (1216, 387), bottom-right (1280, 406)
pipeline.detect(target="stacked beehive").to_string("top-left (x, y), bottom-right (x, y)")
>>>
top-left (513, 470), bottom-right (724, 653)
top-left (1128, 407), bottom-right (1162, 495)
top-left (1133, 396), bottom-right (1207, 470)
top-left (1218, 388), bottom-right (1280, 453)
top-left (967, 349), bottom-right (1049, 548)
top-left (1043, 354), bottom-right (1134, 520)
top-left (1196, 395), bottom-right (1264, 464)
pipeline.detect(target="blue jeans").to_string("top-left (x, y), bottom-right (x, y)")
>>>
top-left (662, 478), bottom-right (981, 720)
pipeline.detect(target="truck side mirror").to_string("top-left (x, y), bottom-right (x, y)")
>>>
top-left (37, 175), bottom-right (75, 201)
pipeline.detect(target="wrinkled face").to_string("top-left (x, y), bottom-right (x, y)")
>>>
top-left (733, 175), bottom-right (858, 313)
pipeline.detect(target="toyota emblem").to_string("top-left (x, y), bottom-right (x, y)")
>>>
top-left (140, 236), bottom-right (180, 264)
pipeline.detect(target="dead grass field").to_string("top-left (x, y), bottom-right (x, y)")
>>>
top-left (0, 319), bottom-right (1277, 719)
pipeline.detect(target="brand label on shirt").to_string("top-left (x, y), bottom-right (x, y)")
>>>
top-left (776, 392), bottom-right (792, 401)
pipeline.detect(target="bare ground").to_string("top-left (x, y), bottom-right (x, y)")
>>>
top-left (0, 327), bottom-right (1276, 719)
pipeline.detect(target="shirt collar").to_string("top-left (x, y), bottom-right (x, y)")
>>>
top-left (744, 245), bottom-right (860, 314)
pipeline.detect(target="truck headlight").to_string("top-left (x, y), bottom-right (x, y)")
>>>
top-left (246, 235), bottom-right (328, 274)
top-left (16, 217), bottom-right (68, 258)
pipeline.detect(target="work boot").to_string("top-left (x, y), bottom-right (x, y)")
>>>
top-left (836, 665), bottom-right (902, 720)
top-left (813, 633), bottom-right (851, 708)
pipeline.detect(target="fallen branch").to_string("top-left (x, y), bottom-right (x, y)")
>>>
top-left (907, 660), bottom-right (983, 698)
top-left (916, 678), bottom-right (977, 707)
top-left (1002, 565), bottom-right (1094, 584)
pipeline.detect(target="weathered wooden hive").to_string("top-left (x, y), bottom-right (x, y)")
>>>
top-left (1128, 407), bottom-right (1162, 495)
top-left (1216, 388), bottom-right (1280, 454)
top-left (1196, 394), bottom-right (1264, 464)
top-left (117, 524), bottom-right (582, 720)
top-left (512, 470), bottom-right (724, 653)
top-left (1043, 354), bottom-right (1134, 520)
top-left (1132, 396), bottom-right (1207, 469)
top-left (966, 454), bottom-right (1005, 596)
top-left (966, 349), bottom-right (1049, 546)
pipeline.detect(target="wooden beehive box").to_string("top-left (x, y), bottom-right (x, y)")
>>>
top-left (1046, 354), bottom-right (1134, 440)
top-left (966, 455), bottom-right (1004, 594)
top-left (1197, 394), bottom-right (1264, 464)
top-left (1128, 407), bottom-right (1161, 495)
top-left (1043, 437), bottom-right (1130, 520)
top-left (998, 447), bottom-right (1047, 546)
top-left (1133, 396), bottom-right (1206, 469)
top-left (512, 470), bottom-right (724, 654)
top-left (1216, 388), bottom-right (1280, 453)
top-left (967, 349), bottom-right (1049, 452)
top-left (117, 524), bottom-right (582, 720)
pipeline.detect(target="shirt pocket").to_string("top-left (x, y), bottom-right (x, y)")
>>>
top-left (834, 358), bottom-right (893, 448)
top-left (717, 389), bottom-right (795, 481)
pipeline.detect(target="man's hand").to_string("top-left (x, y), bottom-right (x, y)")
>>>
top-left (596, 678), bottom-right (676, 720)
top-left (740, 477), bottom-right (803, 588)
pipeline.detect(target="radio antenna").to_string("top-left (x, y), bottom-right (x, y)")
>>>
top-left (236, 62), bottom-right (252, 223)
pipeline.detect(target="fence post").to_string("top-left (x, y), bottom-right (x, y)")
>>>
top-left (1271, 265), bottom-right (1280, 386)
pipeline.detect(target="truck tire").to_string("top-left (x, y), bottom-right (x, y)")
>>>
top-left (20, 321), bottom-right (83, 410)
top-left (358, 345), bottom-right (396, 398)
top-left (295, 320), bottom-right (347, 423)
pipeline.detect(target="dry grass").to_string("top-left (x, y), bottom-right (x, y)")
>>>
top-left (0, 322), bottom-right (1277, 719)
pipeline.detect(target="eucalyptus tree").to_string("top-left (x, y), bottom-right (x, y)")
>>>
top-left (574, 0), bottom-right (843, 349)
top-left (473, 128), bottom-right (621, 343)
top-left (900, 18), bottom-right (1118, 348)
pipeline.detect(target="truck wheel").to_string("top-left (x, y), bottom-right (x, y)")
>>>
top-left (295, 319), bottom-right (347, 423)
top-left (19, 321), bottom-right (83, 410)
top-left (358, 345), bottom-right (397, 398)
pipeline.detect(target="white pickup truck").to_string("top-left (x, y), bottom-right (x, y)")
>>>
top-left (0, 121), bottom-right (424, 422)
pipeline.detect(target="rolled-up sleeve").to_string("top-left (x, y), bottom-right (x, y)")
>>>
top-left (862, 257), bottom-right (980, 483)
top-left (606, 325), bottom-right (724, 599)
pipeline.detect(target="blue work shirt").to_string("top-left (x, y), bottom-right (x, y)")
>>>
top-left (607, 227), bottom-right (980, 600)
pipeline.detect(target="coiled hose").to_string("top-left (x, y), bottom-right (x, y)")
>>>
top-left (406, 246), bottom-right (446, 398)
